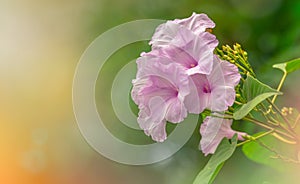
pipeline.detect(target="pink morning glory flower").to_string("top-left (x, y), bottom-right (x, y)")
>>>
top-left (150, 12), bottom-right (216, 48)
top-left (200, 115), bottom-right (247, 156)
top-left (184, 55), bottom-right (241, 114)
top-left (131, 13), bottom-right (241, 144)
top-left (149, 13), bottom-right (218, 75)
top-left (131, 54), bottom-right (190, 142)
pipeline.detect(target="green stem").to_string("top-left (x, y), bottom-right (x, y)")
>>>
top-left (235, 62), bottom-right (250, 74)
top-left (237, 55), bottom-right (256, 77)
top-left (242, 116), bottom-right (274, 130)
top-left (220, 112), bottom-right (295, 139)
top-left (234, 101), bottom-right (243, 105)
top-left (210, 114), bottom-right (233, 119)
top-left (257, 104), bottom-right (278, 126)
top-left (266, 72), bottom-right (287, 114)
top-left (237, 130), bottom-right (274, 147)
top-left (242, 116), bottom-right (294, 140)
top-left (271, 72), bottom-right (287, 104)
top-left (267, 116), bottom-right (280, 126)
top-left (266, 99), bottom-right (296, 136)
top-left (293, 114), bottom-right (300, 128)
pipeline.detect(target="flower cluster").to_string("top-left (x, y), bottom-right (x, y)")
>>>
top-left (131, 13), bottom-right (246, 155)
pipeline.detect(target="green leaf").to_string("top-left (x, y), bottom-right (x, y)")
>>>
top-left (242, 74), bottom-right (280, 101)
top-left (273, 58), bottom-right (300, 74)
top-left (208, 162), bottom-right (224, 184)
top-left (233, 75), bottom-right (281, 120)
top-left (193, 135), bottom-right (238, 184)
top-left (242, 132), bottom-right (299, 172)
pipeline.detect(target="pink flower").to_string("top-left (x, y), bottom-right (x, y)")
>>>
top-left (131, 13), bottom-right (241, 144)
top-left (184, 55), bottom-right (241, 114)
top-left (150, 12), bottom-right (216, 47)
top-left (131, 54), bottom-right (190, 142)
top-left (149, 13), bottom-right (218, 75)
top-left (200, 116), bottom-right (247, 156)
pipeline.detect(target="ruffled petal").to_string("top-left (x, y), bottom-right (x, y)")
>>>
top-left (144, 120), bottom-right (167, 142)
top-left (149, 25), bottom-right (218, 75)
top-left (200, 116), bottom-right (224, 156)
top-left (165, 98), bottom-right (188, 123)
top-left (209, 86), bottom-right (236, 111)
top-left (132, 54), bottom-right (191, 142)
top-left (186, 32), bottom-right (218, 75)
top-left (167, 29), bottom-right (218, 75)
top-left (149, 21), bottom-right (180, 49)
top-left (135, 54), bottom-right (190, 95)
top-left (219, 58), bottom-right (241, 87)
top-left (208, 55), bottom-right (241, 87)
top-left (148, 12), bottom-right (218, 76)
top-left (150, 12), bottom-right (216, 48)
top-left (173, 12), bottom-right (216, 35)
top-left (200, 116), bottom-right (247, 156)
top-left (137, 96), bottom-right (167, 131)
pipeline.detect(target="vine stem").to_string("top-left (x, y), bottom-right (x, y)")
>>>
top-left (271, 72), bottom-right (287, 104)
top-left (293, 114), bottom-right (300, 128)
top-left (214, 111), bottom-right (295, 140)
top-left (242, 116), bottom-right (295, 140)
top-left (267, 72), bottom-right (287, 114)
top-left (236, 130), bottom-right (274, 147)
top-left (266, 98), bottom-right (298, 140)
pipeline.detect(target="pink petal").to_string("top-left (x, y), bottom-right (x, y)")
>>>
top-left (131, 55), bottom-right (191, 142)
top-left (165, 98), bottom-right (188, 123)
top-left (205, 55), bottom-right (240, 111)
top-left (185, 55), bottom-right (240, 113)
top-left (168, 29), bottom-right (218, 75)
top-left (150, 12), bottom-right (216, 48)
top-left (200, 116), bottom-right (247, 156)
top-left (137, 96), bottom-right (167, 131)
top-left (149, 21), bottom-right (180, 49)
top-left (209, 86), bottom-right (236, 111)
top-left (208, 55), bottom-right (241, 87)
top-left (135, 54), bottom-right (190, 95)
top-left (174, 12), bottom-right (216, 35)
top-left (219, 58), bottom-right (241, 87)
top-left (200, 116), bottom-right (224, 156)
top-left (184, 74), bottom-right (210, 114)
top-left (131, 77), bottom-right (152, 106)
top-left (144, 120), bottom-right (167, 142)
top-left (149, 24), bottom-right (218, 76)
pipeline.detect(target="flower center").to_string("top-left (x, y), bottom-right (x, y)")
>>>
top-left (203, 84), bottom-right (211, 93)
top-left (175, 89), bottom-right (179, 96)
top-left (205, 28), bottom-right (213, 33)
top-left (189, 62), bottom-right (198, 69)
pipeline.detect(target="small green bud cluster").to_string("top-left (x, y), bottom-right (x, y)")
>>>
top-left (216, 43), bottom-right (255, 77)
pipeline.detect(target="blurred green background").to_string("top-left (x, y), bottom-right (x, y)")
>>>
top-left (1, 0), bottom-right (300, 183)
